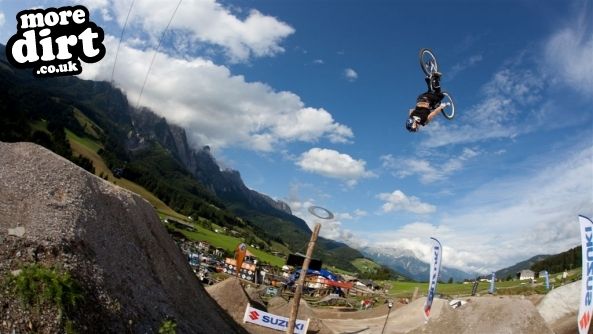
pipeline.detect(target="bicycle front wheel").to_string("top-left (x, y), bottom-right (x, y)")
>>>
top-left (419, 48), bottom-right (439, 77)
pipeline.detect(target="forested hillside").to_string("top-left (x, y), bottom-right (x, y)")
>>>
top-left (0, 44), bottom-right (366, 272)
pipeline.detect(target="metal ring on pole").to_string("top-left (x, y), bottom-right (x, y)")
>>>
top-left (307, 206), bottom-right (334, 220)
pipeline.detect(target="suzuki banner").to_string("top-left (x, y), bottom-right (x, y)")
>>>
top-left (423, 237), bottom-right (442, 321)
top-left (243, 304), bottom-right (309, 334)
top-left (579, 215), bottom-right (593, 334)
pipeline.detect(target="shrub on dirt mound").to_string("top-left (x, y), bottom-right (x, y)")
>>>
top-left (0, 142), bottom-right (246, 334)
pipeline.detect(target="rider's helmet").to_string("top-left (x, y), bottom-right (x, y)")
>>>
top-left (405, 117), bottom-right (417, 132)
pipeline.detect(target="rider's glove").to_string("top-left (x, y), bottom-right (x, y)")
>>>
top-left (440, 102), bottom-right (450, 108)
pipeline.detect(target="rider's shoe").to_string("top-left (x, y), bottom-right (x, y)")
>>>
top-left (432, 71), bottom-right (442, 78)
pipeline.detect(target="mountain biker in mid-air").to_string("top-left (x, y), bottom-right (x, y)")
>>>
top-left (405, 72), bottom-right (451, 132)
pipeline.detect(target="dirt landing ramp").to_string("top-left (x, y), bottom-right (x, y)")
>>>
top-left (537, 280), bottom-right (580, 334)
top-left (0, 142), bottom-right (246, 333)
top-left (321, 297), bottom-right (446, 334)
top-left (407, 296), bottom-right (554, 334)
top-left (322, 295), bottom-right (555, 334)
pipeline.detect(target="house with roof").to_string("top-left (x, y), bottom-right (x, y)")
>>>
top-left (517, 269), bottom-right (535, 281)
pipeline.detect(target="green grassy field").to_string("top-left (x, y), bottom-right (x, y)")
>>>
top-left (72, 109), bottom-right (103, 139)
top-left (30, 119), bottom-right (51, 134)
top-left (351, 258), bottom-right (382, 273)
top-left (382, 270), bottom-right (579, 298)
top-left (65, 127), bottom-right (188, 221)
top-left (169, 224), bottom-right (286, 267)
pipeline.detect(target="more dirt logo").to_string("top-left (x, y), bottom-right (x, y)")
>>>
top-left (5, 5), bottom-right (105, 78)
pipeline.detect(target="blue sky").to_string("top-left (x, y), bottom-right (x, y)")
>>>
top-left (1, 0), bottom-right (592, 273)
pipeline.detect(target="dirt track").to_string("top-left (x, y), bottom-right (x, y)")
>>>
top-left (206, 278), bottom-right (583, 334)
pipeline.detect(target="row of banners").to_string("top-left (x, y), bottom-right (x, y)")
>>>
top-left (424, 214), bottom-right (592, 334)
top-left (240, 215), bottom-right (593, 333)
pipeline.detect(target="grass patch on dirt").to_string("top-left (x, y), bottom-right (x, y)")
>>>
top-left (8, 263), bottom-right (83, 321)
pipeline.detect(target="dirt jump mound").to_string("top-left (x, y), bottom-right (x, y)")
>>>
top-left (0, 142), bottom-right (246, 333)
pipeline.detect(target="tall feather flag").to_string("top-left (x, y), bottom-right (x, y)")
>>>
top-left (235, 243), bottom-right (247, 277)
top-left (578, 215), bottom-right (593, 334)
top-left (423, 237), bottom-right (442, 321)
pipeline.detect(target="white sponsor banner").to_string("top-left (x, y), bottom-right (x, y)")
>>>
top-left (423, 237), bottom-right (442, 321)
top-left (579, 215), bottom-right (593, 334)
top-left (243, 304), bottom-right (309, 334)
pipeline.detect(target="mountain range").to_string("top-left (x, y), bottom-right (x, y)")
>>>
top-left (361, 246), bottom-right (477, 282)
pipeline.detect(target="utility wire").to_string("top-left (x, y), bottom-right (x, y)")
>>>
top-left (135, 0), bottom-right (183, 109)
top-left (110, 0), bottom-right (135, 85)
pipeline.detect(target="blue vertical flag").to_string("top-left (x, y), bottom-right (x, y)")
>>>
top-left (489, 272), bottom-right (496, 294)
top-left (423, 237), bottom-right (442, 321)
top-left (543, 270), bottom-right (550, 290)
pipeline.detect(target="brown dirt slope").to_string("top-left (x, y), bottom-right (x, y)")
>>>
top-left (537, 280), bottom-right (581, 334)
top-left (207, 278), bottom-right (333, 334)
top-left (0, 142), bottom-right (247, 334)
top-left (407, 296), bottom-right (554, 334)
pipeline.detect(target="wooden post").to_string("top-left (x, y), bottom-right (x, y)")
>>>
top-left (380, 300), bottom-right (394, 334)
top-left (287, 223), bottom-right (321, 334)
top-left (412, 287), bottom-right (419, 301)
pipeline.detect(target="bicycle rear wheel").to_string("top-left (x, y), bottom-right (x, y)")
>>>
top-left (441, 92), bottom-right (455, 120)
top-left (419, 48), bottom-right (439, 77)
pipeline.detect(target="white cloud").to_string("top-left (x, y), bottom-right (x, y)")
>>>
top-left (370, 143), bottom-right (593, 273)
top-left (296, 148), bottom-right (375, 186)
top-left (79, 0), bottom-right (111, 21)
top-left (0, 12), bottom-right (5, 27)
top-left (353, 209), bottom-right (368, 217)
top-left (287, 199), bottom-right (366, 247)
top-left (80, 37), bottom-right (352, 151)
top-left (377, 190), bottom-right (436, 214)
top-left (313, 59), bottom-right (324, 65)
top-left (448, 54), bottom-right (483, 78)
top-left (344, 68), bottom-right (358, 81)
top-left (420, 64), bottom-right (547, 148)
top-left (543, 6), bottom-right (593, 96)
top-left (274, 108), bottom-right (353, 144)
top-left (381, 148), bottom-right (479, 183)
top-left (103, 0), bottom-right (295, 63)
top-left (334, 209), bottom-right (367, 221)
